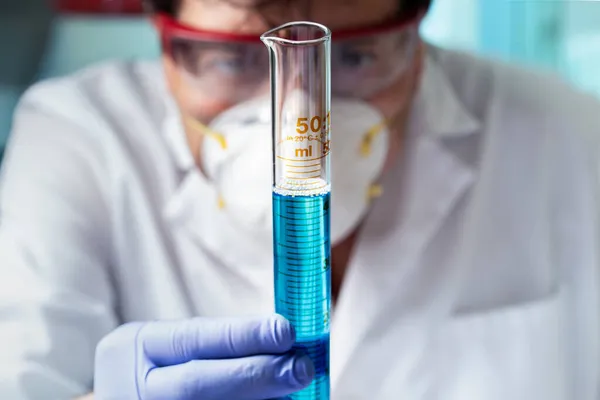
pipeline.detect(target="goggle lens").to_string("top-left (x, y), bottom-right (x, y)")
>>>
top-left (157, 13), bottom-right (422, 103)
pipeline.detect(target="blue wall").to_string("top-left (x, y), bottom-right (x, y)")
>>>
top-left (39, 16), bottom-right (160, 80)
top-left (0, 15), bottom-right (160, 147)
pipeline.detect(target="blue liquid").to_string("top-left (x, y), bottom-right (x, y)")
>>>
top-left (273, 190), bottom-right (331, 400)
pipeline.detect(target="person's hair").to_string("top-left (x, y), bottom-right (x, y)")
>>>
top-left (145, 0), bottom-right (431, 16)
top-left (145, 0), bottom-right (180, 14)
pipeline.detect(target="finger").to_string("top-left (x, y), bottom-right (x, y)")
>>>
top-left (141, 314), bottom-right (295, 365)
top-left (144, 352), bottom-right (315, 400)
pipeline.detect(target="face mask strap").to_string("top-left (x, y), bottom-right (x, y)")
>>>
top-left (362, 121), bottom-right (386, 203)
top-left (359, 101), bottom-right (407, 204)
top-left (367, 183), bottom-right (384, 202)
top-left (183, 114), bottom-right (228, 150)
top-left (181, 114), bottom-right (231, 209)
top-left (358, 118), bottom-right (389, 204)
top-left (360, 121), bottom-right (387, 157)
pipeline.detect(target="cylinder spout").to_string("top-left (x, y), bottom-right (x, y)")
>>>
top-left (260, 21), bottom-right (331, 48)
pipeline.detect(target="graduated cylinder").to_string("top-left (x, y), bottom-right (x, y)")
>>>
top-left (262, 22), bottom-right (332, 400)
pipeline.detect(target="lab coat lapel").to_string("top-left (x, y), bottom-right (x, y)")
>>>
top-left (331, 51), bottom-right (481, 390)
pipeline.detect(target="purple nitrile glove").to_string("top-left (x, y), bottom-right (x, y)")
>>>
top-left (94, 314), bottom-right (314, 400)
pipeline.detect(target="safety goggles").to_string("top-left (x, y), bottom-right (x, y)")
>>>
top-left (154, 9), bottom-right (424, 103)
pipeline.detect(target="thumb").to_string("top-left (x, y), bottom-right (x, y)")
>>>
top-left (141, 314), bottom-right (295, 366)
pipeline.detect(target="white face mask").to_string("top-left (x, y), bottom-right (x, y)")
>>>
top-left (198, 96), bottom-right (389, 245)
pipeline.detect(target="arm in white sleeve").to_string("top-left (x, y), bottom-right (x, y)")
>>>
top-left (0, 90), bottom-right (118, 399)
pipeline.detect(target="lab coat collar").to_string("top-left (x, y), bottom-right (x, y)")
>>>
top-left (161, 96), bottom-right (274, 281)
top-left (415, 46), bottom-right (481, 139)
top-left (330, 49), bottom-right (480, 391)
top-left (161, 108), bottom-right (274, 270)
top-left (162, 97), bottom-right (196, 172)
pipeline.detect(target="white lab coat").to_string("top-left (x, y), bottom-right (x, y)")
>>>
top-left (1, 45), bottom-right (600, 399)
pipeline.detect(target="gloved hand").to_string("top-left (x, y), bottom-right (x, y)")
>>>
top-left (94, 314), bottom-right (314, 400)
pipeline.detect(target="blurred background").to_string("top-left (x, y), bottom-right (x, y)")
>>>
top-left (1, 0), bottom-right (599, 159)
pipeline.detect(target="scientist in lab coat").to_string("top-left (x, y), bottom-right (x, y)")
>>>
top-left (1, 0), bottom-right (600, 398)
